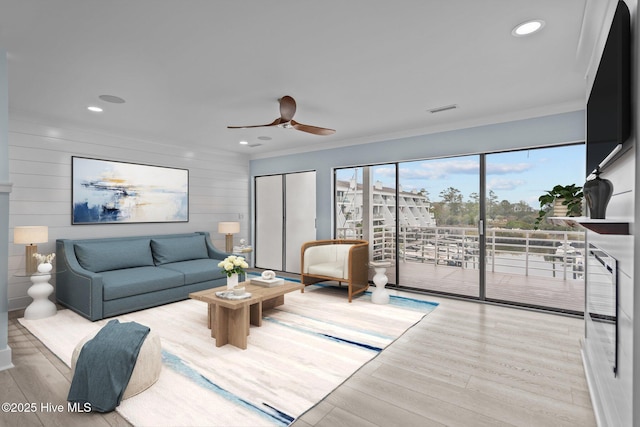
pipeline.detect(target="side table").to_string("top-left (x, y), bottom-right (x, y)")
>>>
top-left (24, 272), bottom-right (57, 319)
top-left (370, 261), bottom-right (392, 304)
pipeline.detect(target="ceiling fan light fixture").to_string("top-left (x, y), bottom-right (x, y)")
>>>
top-left (512, 20), bottom-right (545, 37)
top-left (228, 95), bottom-right (335, 136)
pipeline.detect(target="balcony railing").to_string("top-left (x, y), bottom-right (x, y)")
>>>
top-left (336, 225), bottom-right (585, 280)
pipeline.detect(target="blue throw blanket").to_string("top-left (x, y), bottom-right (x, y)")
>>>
top-left (68, 319), bottom-right (150, 412)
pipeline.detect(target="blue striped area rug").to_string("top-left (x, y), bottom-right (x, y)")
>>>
top-left (19, 281), bottom-right (437, 426)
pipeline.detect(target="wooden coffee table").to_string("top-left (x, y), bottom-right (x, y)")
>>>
top-left (189, 281), bottom-right (303, 349)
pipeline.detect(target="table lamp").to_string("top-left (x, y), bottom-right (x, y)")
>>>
top-left (218, 222), bottom-right (240, 252)
top-left (14, 226), bottom-right (49, 275)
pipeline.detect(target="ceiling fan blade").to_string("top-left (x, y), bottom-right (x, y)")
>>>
top-left (291, 120), bottom-right (335, 136)
top-left (279, 96), bottom-right (296, 122)
top-left (227, 117), bottom-right (282, 129)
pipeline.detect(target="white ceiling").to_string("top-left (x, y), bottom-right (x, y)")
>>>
top-left (1, 0), bottom-right (606, 158)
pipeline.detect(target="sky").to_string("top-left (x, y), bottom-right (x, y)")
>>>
top-left (336, 144), bottom-right (586, 209)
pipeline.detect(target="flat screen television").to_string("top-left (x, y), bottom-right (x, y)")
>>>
top-left (586, 0), bottom-right (631, 175)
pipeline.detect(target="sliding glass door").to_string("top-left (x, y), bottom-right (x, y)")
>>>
top-left (334, 144), bottom-right (586, 313)
top-left (397, 156), bottom-right (480, 297)
top-left (335, 165), bottom-right (397, 283)
top-left (484, 146), bottom-right (585, 312)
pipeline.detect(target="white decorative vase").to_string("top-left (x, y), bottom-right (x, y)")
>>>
top-left (37, 262), bottom-right (53, 274)
top-left (227, 273), bottom-right (239, 290)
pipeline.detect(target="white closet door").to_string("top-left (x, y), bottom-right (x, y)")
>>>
top-left (285, 171), bottom-right (316, 273)
top-left (255, 175), bottom-right (283, 270)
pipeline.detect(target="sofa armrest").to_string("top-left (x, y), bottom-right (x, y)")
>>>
top-left (56, 240), bottom-right (104, 321)
top-left (199, 232), bottom-right (246, 281)
top-left (198, 231), bottom-right (232, 260)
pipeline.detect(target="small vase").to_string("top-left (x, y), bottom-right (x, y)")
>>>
top-left (227, 273), bottom-right (239, 290)
top-left (584, 171), bottom-right (613, 219)
top-left (37, 262), bottom-right (53, 274)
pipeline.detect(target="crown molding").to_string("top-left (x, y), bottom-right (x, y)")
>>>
top-left (0, 182), bottom-right (13, 193)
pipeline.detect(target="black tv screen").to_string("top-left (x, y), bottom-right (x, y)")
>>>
top-left (586, 0), bottom-right (630, 175)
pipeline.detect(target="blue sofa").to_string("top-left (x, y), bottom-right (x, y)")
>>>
top-left (56, 232), bottom-right (239, 321)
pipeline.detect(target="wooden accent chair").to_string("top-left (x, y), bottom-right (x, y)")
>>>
top-left (300, 239), bottom-right (369, 302)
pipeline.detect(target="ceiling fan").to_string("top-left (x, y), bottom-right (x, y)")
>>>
top-left (228, 95), bottom-right (336, 136)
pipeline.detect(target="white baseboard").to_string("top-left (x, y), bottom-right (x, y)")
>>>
top-left (581, 347), bottom-right (605, 427)
top-left (0, 346), bottom-right (14, 372)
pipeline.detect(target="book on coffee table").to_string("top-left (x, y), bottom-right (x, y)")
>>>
top-left (250, 277), bottom-right (285, 287)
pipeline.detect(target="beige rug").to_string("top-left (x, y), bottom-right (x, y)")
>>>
top-left (19, 283), bottom-right (437, 426)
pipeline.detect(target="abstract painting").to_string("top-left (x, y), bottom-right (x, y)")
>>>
top-left (72, 157), bottom-right (188, 224)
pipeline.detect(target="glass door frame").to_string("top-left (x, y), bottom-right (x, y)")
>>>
top-left (333, 144), bottom-right (585, 314)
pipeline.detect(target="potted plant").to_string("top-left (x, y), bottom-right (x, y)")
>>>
top-left (534, 184), bottom-right (583, 230)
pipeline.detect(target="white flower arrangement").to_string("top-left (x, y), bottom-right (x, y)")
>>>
top-left (218, 255), bottom-right (248, 277)
top-left (33, 252), bottom-right (55, 265)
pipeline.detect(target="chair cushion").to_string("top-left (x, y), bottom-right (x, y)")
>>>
top-left (151, 235), bottom-right (208, 265)
top-left (101, 266), bottom-right (184, 301)
top-left (308, 262), bottom-right (346, 279)
top-left (75, 239), bottom-right (154, 273)
top-left (304, 245), bottom-right (336, 264)
top-left (158, 259), bottom-right (226, 285)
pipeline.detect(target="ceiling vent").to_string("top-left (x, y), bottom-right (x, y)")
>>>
top-left (248, 143), bottom-right (263, 148)
top-left (428, 104), bottom-right (458, 114)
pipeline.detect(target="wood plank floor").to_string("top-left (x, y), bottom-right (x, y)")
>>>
top-left (0, 309), bottom-right (132, 427)
top-left (292, 290), bottom-right (596, 427)
top-left (1, 288), bottom-right (595, 427)
top-left (385, 262), bottom-right (585, 313)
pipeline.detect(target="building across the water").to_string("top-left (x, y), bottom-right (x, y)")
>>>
top-left (335, 179), bottom-right (436, 235)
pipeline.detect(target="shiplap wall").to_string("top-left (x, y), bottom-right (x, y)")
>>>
top-left (7, 118), bottom-right (250, 310)
top-left (581, 1), bottom-right (637, 425)
top-left (583, 148), bottom-right (635, 427)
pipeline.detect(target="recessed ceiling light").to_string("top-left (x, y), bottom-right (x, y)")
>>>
top-left (99, 94), bottom-right (126, 104)
top-left (239, 140), bottom-right (249, 145)
top-left (87, 106), bottom-right (103, 113)
top-left (512, 20), bottom-right (545, 37)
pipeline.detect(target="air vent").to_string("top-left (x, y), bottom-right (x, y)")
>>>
top-left (99, 94), bottom-right (126, 104)
top-left (248, 143), bottom-right (263, 148)
top-left (428, 104), bottom-right (458, 114)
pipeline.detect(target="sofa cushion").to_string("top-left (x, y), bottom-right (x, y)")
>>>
top-left (151, 235), bottom-right (209, 265)
top-left (159, 259), bottom-right (226, 285)
top-left (75, 239), bottom-right (154, 273)
top-left (308, 262), bottom-right (346, 279)
top-left (101, 266), bottom-right (185, 301)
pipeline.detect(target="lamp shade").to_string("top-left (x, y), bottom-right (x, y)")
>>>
top-left (218, 222), bottom-right (240, 234)
top-left (14, 226), bottom-right (48, 244)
